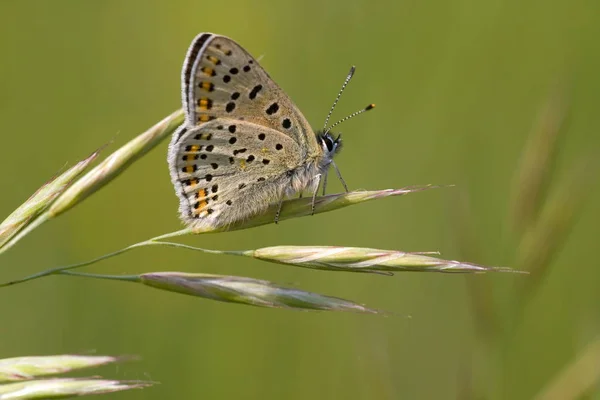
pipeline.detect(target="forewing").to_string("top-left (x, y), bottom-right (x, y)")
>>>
top-left (181, 33), bottom-right (318, 155)
top-left (168, 119), bottom-right (303, 229)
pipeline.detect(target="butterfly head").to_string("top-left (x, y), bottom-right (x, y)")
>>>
top-left (317, 100), bottom-right (373, 163)
top-left (317, 131), bottom-right (343, 160)
top-left (317, 65), bottom-right (374, 166)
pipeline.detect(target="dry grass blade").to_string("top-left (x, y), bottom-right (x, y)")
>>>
top-left (245, 245), bottom-right (524, 274)
top-left (534, 335), bottom-right (600, 400)
top-left (0, 150), bottom-right (100, 252)
top-left (195, 185), bottom-right (445, 233)
top-left (0, 355), bottom-right (122, 383)
top-left (0, 378), bottom-right (152, 399)
top-left (451, 191), bottom-right (498, 337)
top-left (510, 85), bottom-right (569, 233)
top-left (517, 156), bottom-right (596, 296)
top-left (48, 109), bottom-right (184, 218)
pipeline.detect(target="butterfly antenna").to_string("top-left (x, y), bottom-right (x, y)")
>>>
top-left (322, 66), bottom-right (356, 131)
top-left (324, 103), bottom-right (375, 134)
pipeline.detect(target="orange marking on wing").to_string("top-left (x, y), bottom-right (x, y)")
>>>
top-left (201, 67), bottom-right (215, 76)
top-left (200, 82), bottom-right (214, 92)
top-left (198, 98), bottom-right (212, 110)
top-left (194, 188), bottom-right (209, 212)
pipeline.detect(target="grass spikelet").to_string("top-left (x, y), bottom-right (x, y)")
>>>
top-left (61, 271), bottom-right (382, 314)
top-left (197, 185), bottom-right (446, 233)
top-left (0, 378), bottom-right (152, 399)
top-left (0, 354), bottom-right (151, 399)
top-left (0, 232), bottom-right (525, 289)
top-left (0, 355), bottom-right (121, 382)
top-left (0, 150), bottom-right (100, 253)
top-left (48, 109), bottom-right (184, 218)
top-left (245, 245), bottom-right (525, 274)
top-left (0, 110), bottom-right (184, 256)
top-left (0, 186), bottom-right (447, 287)
top-left (141, 272), bottom-right (381, 312)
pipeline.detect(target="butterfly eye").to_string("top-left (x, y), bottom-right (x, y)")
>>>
top-left (323, 137), bottom-right (334, 152)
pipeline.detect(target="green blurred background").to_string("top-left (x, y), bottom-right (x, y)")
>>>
top-left (1, 0), bottom-right (599, 399)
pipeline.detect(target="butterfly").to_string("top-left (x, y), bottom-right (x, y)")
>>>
top-left (168, 33), bottom-right (373, 230)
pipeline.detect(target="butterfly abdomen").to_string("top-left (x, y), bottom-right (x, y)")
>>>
top-left (218, 161), bottom-right (322, 227)
top-left (287, 159), bottom-right (323, 196)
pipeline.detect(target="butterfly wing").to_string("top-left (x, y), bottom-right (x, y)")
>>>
top-left (180, 33), bottom-right (319, 155)
top-left (168, 119), bottom-right (309, 230)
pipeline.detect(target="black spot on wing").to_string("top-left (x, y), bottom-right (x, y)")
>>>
top-left (249, 84), bottom-right (263, 100)
top-left (266, 102), bottom-right (279, 115)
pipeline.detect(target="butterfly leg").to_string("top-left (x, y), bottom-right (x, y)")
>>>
top-left (274, 195), bottom-right (285, 224)
top-left (321, 169), bottom-right (329, 196)
top-left (311, 174), bottom-right (322, 215)
top-left (331, 160), bottom-right (349, 192)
